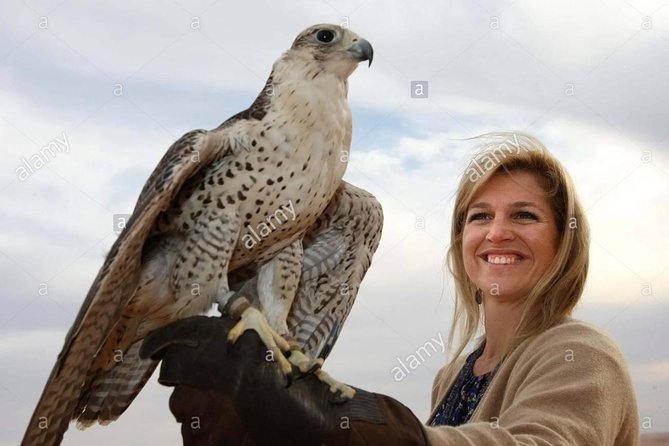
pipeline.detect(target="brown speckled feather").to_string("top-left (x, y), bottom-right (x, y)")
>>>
top-left (21, 129), bottom-right (232, 446)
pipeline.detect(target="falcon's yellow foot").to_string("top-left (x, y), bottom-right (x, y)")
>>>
top-left (288, 349), bottom-right (354, 399)
top-left (288, 349), bottom-right (324, 375)
top-left (227, 307), bottom-right (293, 376)
top-left (315, 368), bottom-right (356, 400)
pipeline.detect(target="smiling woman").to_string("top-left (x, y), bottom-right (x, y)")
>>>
top-left (138, 132), bottom-right (640, 446)
top-left (442, 131), bottom-right (588, 384)
top-left (417, 132), bottom-right (639, 445)
top-left (427, 132), bottom-right (598, 429)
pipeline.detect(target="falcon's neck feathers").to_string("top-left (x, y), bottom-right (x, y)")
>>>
top-left (244, 52), bottom-right (350, 121)
top-left (219, 50), bottom-right (353, 154)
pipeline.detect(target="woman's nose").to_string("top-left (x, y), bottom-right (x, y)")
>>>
top-left (485, 217), bottom-right (515, 243)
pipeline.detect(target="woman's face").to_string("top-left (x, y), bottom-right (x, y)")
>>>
top-left (463, 171), bottom-right (559, 304)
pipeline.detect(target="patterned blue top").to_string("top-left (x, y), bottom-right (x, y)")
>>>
top-left (430, 341), bottom-right (499, 427)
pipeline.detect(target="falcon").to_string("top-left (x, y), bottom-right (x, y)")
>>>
top-left (22, 24), bottom-right (380, 446)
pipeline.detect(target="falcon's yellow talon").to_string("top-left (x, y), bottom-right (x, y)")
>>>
top-left (281, 342), bottom-right (354, 397)
top-left (228, 307), bottom-right (354, 397)
top-left (228, 307), bottom-right (293, 375)
top-left (288, 350), bottom-right (324, 374)
top-left (315, 368), bottom-right (356, 399)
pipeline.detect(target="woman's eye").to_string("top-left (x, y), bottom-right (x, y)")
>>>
top-left (467, 212), bottom-right (490, 222)
top-left (515, 211), bottom-right (537, 220)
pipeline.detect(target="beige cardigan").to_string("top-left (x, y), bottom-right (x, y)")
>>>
top-left (425, 318), bottom-right (640, 445)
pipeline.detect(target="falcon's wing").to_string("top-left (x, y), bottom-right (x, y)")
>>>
top-left (22, 129), bottom-right (231, 446)
top-left (287, 181), bottom-right (383, 360)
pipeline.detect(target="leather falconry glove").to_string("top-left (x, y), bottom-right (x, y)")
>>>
top-left (139, 316), bottom-right (429, 446)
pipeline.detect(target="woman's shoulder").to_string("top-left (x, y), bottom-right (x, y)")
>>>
top-left (535, 317), bottom-right (624, 350)
top-left (520, 317), bottom-right (630, 370)
top-left (513, 317), bottom-right (637, 418)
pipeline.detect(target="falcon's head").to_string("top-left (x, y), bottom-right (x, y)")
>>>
top-left (285, 24), bottom-right (373, 79)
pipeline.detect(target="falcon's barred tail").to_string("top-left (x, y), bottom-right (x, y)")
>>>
top-left (75, 342), bottom-right (158, 427)
top-left (73, 233), bottom-right (186, 426)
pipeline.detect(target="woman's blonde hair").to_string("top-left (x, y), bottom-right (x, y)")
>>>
top-left (445, 131), bottom-right (590, 369)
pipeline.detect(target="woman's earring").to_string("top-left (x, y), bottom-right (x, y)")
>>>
top-left (475, 289), bottom-right (482, 305)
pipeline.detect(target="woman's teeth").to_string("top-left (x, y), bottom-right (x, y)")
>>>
top-left (486, 255), bottom-right (522, 264)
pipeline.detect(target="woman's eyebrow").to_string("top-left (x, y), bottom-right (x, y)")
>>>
top-left (468, 202), bottom-right (490, 210)
top-left (510, 201), bottom-right (540, 209)
top-left (467, 201), bottom-right (543, 211)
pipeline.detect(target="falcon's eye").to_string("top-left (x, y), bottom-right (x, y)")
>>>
top-left (315, 29), bottom-right (336, 43)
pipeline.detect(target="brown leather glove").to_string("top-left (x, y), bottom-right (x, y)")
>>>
top-left (139, 316), bottom-right (429, 446)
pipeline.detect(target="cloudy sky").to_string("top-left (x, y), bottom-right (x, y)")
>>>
top-left (1, 0), bottom-right (668, 444)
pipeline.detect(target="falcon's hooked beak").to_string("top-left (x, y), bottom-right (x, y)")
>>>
top-left (347, 39), bottom-right (374, 67)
